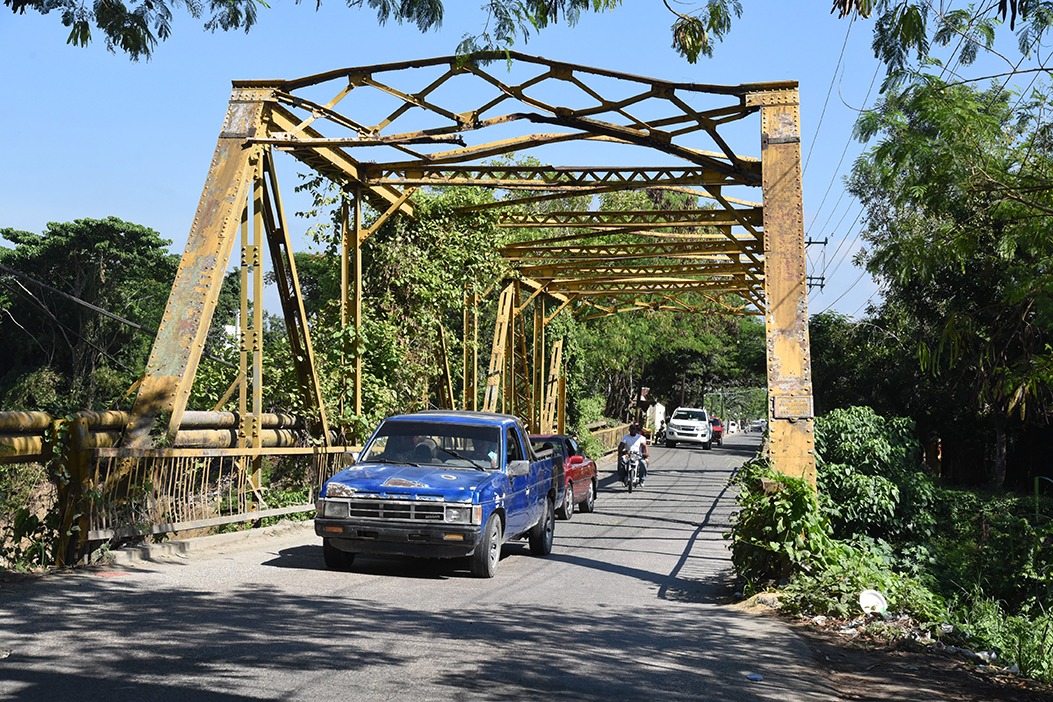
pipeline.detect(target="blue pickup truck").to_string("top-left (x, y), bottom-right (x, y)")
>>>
top-left (315, 410), bottom-right (557, 578)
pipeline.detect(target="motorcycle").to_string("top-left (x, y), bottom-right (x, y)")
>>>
top-left (654, 422), bottom-right (667, 444)
top-left (620, 448), bottom-right (644, 493)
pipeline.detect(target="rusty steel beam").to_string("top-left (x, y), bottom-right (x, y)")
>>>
top-left (752, 86), bottom-right (817, 486)
top-left (518, 260), bottom-right (761, 277)
top-left (496, 208), bottom-right (764, 229)
top-left (126, 88), bottom-right (268, 447)
top-left (358, 165), bottom-right (745, 190)
top-left (265, 103), bottom-right (416, 219)
top-left (502, 239), bottom-right (761, 261)
top-left (547, 279), bottom-right (756, 295)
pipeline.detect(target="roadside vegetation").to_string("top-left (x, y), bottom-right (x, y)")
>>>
top-left (729, 406), bottom-right (1053, 683)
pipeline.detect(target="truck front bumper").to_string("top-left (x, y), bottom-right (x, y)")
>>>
top-left (315, 518), bottom-right (483, 559)
top-left (666, 427), bottom-right (711, 445)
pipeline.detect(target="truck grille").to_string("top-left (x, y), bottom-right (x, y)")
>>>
top-left (341, 499), bottom-right (446, 521)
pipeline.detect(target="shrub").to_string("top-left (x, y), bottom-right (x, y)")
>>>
top-left (954, 595), bottom-right (1053, 683)
top-left (815, 406), bottom-right (937, 546)
top-left (782, 535), bottom-right (945, 622)
top-left (727, 458), bottom-right (834, 590)
top-left (931, 488), bottom-right (1053, 613)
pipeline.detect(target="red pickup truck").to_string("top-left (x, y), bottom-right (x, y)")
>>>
top-left (709, 417), bottom-right (724, 447)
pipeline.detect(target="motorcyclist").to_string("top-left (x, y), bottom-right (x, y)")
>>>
top-left (617, 422), bottom-right (649, 487)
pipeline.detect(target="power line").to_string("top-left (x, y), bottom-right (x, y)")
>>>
top-left (807, 58), bottom-right (881, 235)
top-left (818, 266), bottom-right (868, 314)
top-left (0, 263), bottom-right (238, 370)
top-left (803, 15), bottom-right (855, 179)
top-left (821, 205), bottom-right (865, 282)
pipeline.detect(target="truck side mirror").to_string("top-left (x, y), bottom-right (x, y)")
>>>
top-left (507, 459), bottom-right (531, 477)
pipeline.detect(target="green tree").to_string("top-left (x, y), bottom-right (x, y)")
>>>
top-left (0, 217), bottom-right (178, 411)
top-left (848, 77), bottom-right (1053, 487)
top-left (5, 0), bottom-right (1044, 75)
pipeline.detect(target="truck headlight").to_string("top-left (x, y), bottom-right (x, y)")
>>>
top-left (444, 505), bottom-right (471, 524)
top-left (322, 500), bottom-right (348, 518)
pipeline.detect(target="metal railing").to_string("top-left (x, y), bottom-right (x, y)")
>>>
top-left (83, 446), bottom-right (356, 540)
top-left (591, 424), bottom-right (631, 455)
top-left (1, 410), bottom-right (628, 562)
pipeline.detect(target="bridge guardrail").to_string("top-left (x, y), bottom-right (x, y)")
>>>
top-left (1, 411), bottom-right (629, 563)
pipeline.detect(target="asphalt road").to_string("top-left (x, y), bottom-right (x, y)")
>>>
top-left (0, 432), bottom-right (839, 701)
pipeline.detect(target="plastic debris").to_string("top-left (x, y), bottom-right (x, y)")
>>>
top-left (859, 589), bottom-right (888, 615)
top-left (811, 615), bottom-right (827, 626)
top-left (976, 650), bottom-right (998, 663)
top-left (746, 673), bottom-right (764, 682)
top-left (940, 623), bottom-right (954, 634)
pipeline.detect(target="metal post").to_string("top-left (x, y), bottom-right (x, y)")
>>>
top-left (352, 186), bottom-right (364, 431)
top-left (752, 84), bottom-right (817, 486)
top-left (340, 196), bottom-right (351, 421)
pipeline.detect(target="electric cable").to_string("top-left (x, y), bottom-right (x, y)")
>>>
top-left (0, 263), bottom-right (238, 370)
top-left (804, 15), bottom-right (855, 179)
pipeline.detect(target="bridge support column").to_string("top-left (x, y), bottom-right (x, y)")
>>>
top-left (752, 85), bottom-right (817, 487)
top-left (126, 88), bottom-right (268, 447)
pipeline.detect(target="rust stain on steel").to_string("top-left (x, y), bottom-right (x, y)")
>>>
top-left (128, 96), bottom-right (265, 446)
top-left (757, 87), bottom-right (816, 485)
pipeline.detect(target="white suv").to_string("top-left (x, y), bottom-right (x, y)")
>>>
top-left (664, 407), bottom-right (713, 450)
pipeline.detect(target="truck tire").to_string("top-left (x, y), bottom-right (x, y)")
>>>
top-left (666, 439), bottom-right (677, 448)
top-left (579, 480), bottom-right (596, 513)
top-left (557, 482), bottom-right (574, 520)
top-left (703, 440), bottom-right (712, 450)
top-left (529, 498), bottom-right (555, 556)
top-left (323, 539), bottom-right (355, 571)
top-left (471, 513), bottom-right (503, 578)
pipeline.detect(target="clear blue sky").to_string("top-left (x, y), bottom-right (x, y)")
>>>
top-left (0, 2), bottom-right (884, 317)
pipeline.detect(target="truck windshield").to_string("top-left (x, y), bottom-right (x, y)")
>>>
top-left (359, 421), bottom-right (502, 470)
top-left (672, 410), bottom-right (707, 421)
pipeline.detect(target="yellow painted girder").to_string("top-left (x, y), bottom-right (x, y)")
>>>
top-left (496, 208), bottom-right (764, 228)
top-left (502, 239), bottom-right (760, 261)
top-left (517, 261), bottom-right (760, 278)
top-left (358, 165), bottom-right (745, 189)
top-left (265, 103), bottom-right (416, 219)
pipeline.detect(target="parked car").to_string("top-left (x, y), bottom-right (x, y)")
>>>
top-left (665, 407), bottom-right (713, 450)
top-left (531, 434), bottom-right (597, 519)
top-left (316, 410), bottom-right (557, 578)
top-left (710, 417), bottom-right (724, 447)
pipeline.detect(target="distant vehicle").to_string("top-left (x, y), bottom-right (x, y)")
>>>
top-left (749, 419), bottom-right (768, 434)
top-left (665, 407), bottom-right (713, 450)
top-left (316, 410), bottom-right (556, 578)
top-left (530, 433), bottom-right (598, 520)
top-left (710, 417), bottom-right (724, 447)
top-left (727, 420), bottom-right (738, 435)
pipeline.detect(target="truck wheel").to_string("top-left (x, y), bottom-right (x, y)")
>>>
top-left (579, 480), bottom-right (596, 513)
top-left (471, 514), bottom-right (503, 578)
top-left (666, 439), bottom-right (676, 448)
top-left (557, 482), bottom-right (574, 520)
top-left (529, 498), bottom-right (555, 556)
top-left (323, 539), bottom-right (355, 571)
top-left (703, 440), bottom-right (712, 450)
